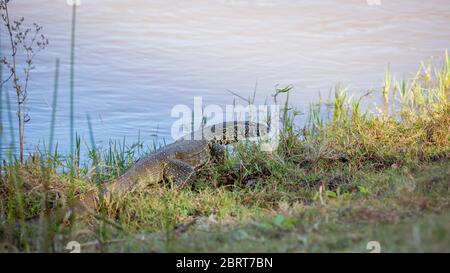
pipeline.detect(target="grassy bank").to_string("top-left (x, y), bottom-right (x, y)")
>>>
top-left (0, 53), bottom-right (449, 252)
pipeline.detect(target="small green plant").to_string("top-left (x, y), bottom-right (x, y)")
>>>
top-left (357, 186), bottom-right (370, 196)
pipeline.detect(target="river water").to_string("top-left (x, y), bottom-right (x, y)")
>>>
top-left (1, 0), bottom-right (449, 157)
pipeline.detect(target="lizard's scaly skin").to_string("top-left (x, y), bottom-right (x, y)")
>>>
top-left (67, 121), bottom-right (268, 216)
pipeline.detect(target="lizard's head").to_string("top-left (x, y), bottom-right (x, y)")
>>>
top-left (199, 121), bottom-right (269, 144)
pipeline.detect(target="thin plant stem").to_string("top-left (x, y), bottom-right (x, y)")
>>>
top-left (49, 58), bottom-right (60, 155)
top-left (69, 3), bottom-right (77, 157)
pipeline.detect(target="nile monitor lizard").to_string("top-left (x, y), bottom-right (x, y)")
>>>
top-left (67, 121), bottom-right (268, 217)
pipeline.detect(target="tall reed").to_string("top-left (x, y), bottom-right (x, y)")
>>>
top-left (48, 58), bottom-right (60, 155)
top-left (0, 29), bottom-right (3, 158)
top-left (69, 3), bottom-right (77, 156)
top-left (4, 81), bottom-right (16, 156)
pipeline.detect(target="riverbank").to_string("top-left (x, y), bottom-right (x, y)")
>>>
top-left (0, 54), bottom-right (449, 252)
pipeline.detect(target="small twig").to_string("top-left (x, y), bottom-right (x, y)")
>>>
top-left (0, 71), bottom-right (13, 87)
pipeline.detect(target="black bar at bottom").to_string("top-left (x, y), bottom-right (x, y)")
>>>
top-left (0, 253), bottom-right (444, 272)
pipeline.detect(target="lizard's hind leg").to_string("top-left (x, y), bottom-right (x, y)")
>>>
top-left (164, 159), bottom-right (196, 188)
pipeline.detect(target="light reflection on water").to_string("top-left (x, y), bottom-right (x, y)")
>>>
top-left (0, 0), bottom-right (449, 158)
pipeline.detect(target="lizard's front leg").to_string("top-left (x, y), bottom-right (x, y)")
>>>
top-left (164, 159), bottom-right (196, 187)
